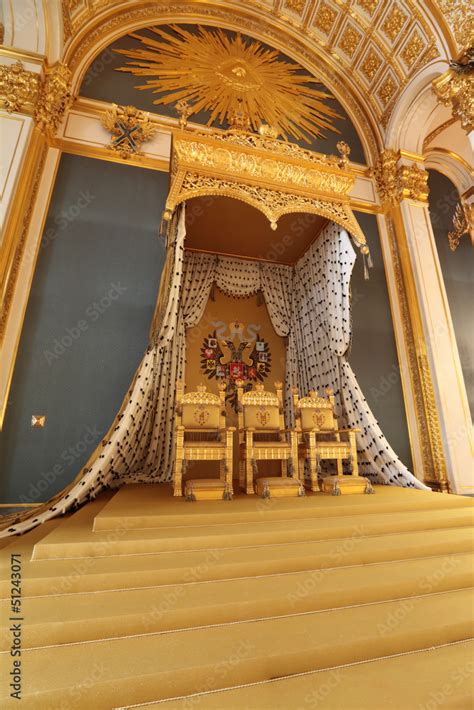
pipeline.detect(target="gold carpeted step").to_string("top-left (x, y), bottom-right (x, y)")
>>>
top-left (1, 553), bottom-right (472, 650)
top-left (135, 639), bottom-right (474, 709)
top-left (2, 525), bottom-right (472, 597)
top-left (1, 588), bottom-right (472, 708)
top-left (31, 505), bottom-right (474, 559)
top-left (93, 484), bottom-right (474, 530)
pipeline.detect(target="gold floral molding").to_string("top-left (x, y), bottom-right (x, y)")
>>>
top-left (432, 49), bottom-right (474, 134)
top-left (0, 61), bottom-right (73, 137)
top-left (433, 0), bottom-right (474, 52)
top-left (102, 103), bottom-right (158, 159)
top-left (0, 61), bottom-right (41, 114)
top-left (164, 126), bottom-right (368, 248)
top-left (371, 150), bottom-right (429, 206)
top-left (35, 63), bottom-right (73, 137)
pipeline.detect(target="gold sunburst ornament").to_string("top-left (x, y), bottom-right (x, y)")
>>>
top-left (115, 25), bottom-right (341, 143)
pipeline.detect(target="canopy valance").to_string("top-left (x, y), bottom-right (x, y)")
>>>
top-left (163, 128), bottom-right (370, 256)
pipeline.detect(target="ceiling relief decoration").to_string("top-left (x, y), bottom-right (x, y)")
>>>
top-left (113, 25), bottom-right (341, 143)
top-left (62, 0), bottom-right (447, 142)
top-left (433, 0), bottom-right (473, 52)
top-left (432, 48), bottom-right (474, 134)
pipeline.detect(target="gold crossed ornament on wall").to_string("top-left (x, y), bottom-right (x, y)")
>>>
top-left (115, 25), bottom-right (341, 143)
top-left (102, 103), bottom-right (157, 159)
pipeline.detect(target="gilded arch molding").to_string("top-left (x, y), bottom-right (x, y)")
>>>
top-left (61, 1), bottom-right (382, 165)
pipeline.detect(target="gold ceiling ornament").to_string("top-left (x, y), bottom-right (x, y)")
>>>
top-left (102, 103), bottom-right (158, 159)
top-left (0, 61), bottom-right (41, 114)
top-left (164, 127), bottom-right (368, 249)
top-left (432, 48), bottom-right (474, 134)
top-left (34, 62), bottom-right (73, 137)
top-left (448, 200), bottom-right (473, 251)
top-left (114, 24), bottom-right (341, 143)
top-left (371, 150), bottom-right (429, 206)
top-left (434, 0), bottom-right (474, 52)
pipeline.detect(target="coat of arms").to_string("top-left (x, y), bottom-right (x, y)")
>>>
top-left (201, 321), bottom-right (271, 411)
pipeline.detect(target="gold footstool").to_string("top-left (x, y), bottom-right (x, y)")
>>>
top-left (255, 477), bottom-right (305, 498)
top-left (184, 478), bottom-right (233, 501)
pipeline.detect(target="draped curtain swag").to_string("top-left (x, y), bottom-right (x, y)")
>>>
top-left (1, 207), bottom-right (426, 538)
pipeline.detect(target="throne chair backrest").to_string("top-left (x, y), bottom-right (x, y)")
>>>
top-left (294, 389), bottom-right (337, 431)
top-left (176, 382), bottom-right (225, 430)
top-left (238, 382), bottom-right (284, 431)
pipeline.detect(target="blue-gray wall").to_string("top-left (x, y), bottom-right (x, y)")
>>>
top-left (428, 170), bottom-right (474, 418)
top-left (0, 155), bottom-right (167, 503)
top-left (350, 211), bottom-right (413, 471)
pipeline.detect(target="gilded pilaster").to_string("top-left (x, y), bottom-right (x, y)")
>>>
top-left (0, 58), bottom-right (72, 427)
top-left (373, 151), bottom-right (450, 492)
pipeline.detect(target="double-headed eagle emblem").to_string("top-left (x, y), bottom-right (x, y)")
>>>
top-left (201, 325), bottom-right (271, 410)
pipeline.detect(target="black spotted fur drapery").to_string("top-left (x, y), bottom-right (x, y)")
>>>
top-left (1, 212), bottom-right (427, 538)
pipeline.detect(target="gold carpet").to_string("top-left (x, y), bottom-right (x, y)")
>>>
top-left (0, 484), bottom-right (473, 708)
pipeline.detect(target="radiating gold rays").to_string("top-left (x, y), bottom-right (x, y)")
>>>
top-left (115, 25), bottom-right (341, 143)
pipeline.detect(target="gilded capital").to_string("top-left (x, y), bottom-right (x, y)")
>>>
top-left (432, 49), bottom-right (473, 134)
top-left (0, 61), bottom-right (41, 114)
top-left (34, 62), bottom-right (73, 137)
top-left (397, 164), bottom-right (430, 202)
top-left (372, 150), bottom-right (429, 206)
top-left (370, 149), bottom-right (399, 206)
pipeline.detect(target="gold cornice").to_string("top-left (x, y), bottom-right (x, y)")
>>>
top-left (0, 46), bottom-right (46, 65)
top-left (399, 149), bottom-right (426, 163)
top-left (53, 136), bottom-right (169, 173)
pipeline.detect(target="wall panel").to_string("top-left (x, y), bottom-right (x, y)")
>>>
top-left (0, 154), bottom-right (168, 503)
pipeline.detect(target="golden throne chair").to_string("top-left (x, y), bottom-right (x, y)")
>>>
top-left (236, 381), bottom-right (302, 497)
top-left (174, 381), bottom-right (234, 501)
top-left (293, 387), bottom-right (373, 495)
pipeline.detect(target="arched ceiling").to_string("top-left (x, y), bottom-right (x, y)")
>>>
top-left (61, 1), bottom-right (461, 137)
